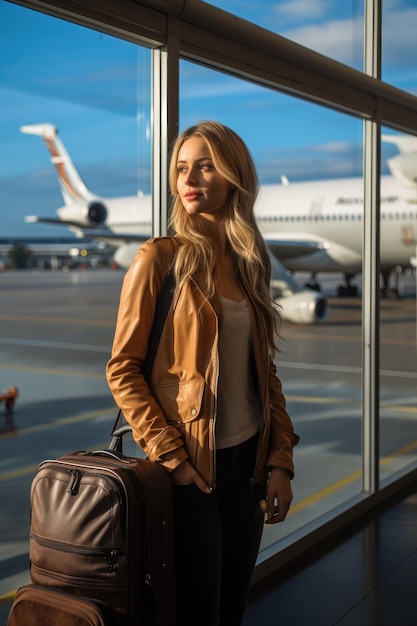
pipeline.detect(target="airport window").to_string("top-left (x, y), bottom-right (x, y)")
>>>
top-left (379, 128), bottom-right (417, 485)
top-left (0, 0), bottom-right (154, 595)
top-left (179, 57), bottom-right (365, 560)
top-left (2, 0), bottom-right (417, 599)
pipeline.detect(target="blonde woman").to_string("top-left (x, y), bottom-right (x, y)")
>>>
top-left (107, 121), bottom-right (299, 626)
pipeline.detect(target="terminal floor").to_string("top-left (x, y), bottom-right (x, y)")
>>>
top-left (1, 484), bottom-right (417, 625)
top-left (244, 483), bottom-right (417, 626)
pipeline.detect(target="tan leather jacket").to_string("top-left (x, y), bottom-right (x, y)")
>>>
top-left (106, 237), bottom-right (299, 489)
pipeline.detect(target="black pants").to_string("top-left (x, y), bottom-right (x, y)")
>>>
top-left (172, 434), bottom-right (265, 626)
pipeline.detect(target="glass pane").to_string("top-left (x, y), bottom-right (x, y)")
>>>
top-left (205, 0), bottom-right (364, 70)
top-left (0, 1), bottom-right (151, 244)
top-left (382, 1), bottom-right (417, 95)
top-left (379, 128), bottom-right (417, 483)
top-left (180, 59), bottom-right (364, 556)
top-left (0, 0), bottom-right (151, 592)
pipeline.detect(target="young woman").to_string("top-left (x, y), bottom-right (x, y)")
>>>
top-left (106, 121), bottom-right (299, 626)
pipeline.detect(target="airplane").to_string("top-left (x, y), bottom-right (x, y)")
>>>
top-left (255, 137), bottom-right (417, 298)
top-left (20, 123), bottom-right (328, 325)
top-left (20, 124), bottom-right (416, 317)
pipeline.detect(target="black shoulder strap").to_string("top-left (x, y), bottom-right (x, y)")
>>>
top-left (142, 269), bottom-right (176, 381)
top-left (111, 268), bottom-right (176, 442)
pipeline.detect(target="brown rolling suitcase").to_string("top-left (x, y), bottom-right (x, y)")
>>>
top-left (26, 442), bottom-right (175, 626)
top-left (8, 584), bottom-right (113, 626)
top-left (8, 263), bottom-right (176, 626)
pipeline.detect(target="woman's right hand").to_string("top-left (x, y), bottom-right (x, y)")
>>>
top-left (171, 460), bottom-right (212, 494)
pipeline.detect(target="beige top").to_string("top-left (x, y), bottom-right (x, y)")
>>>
top-left (215, 296), bottom-right (262, 449)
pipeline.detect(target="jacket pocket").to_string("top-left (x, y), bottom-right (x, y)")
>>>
top-left (153, 377), bottom-right (205, 424)
top-left (176, 378), bottom-right (205, 422)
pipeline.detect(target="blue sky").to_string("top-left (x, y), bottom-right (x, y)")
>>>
top-left (1, 0), bottom-right (416, 237)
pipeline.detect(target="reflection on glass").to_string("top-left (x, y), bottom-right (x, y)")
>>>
top-left (205, 0), bottom-right (364, 70)
top-left (382, 2), bottom-right (417, 96)
top-left (180, 59), bottom-right (364, 554)
top-left (0, 0), bottom-right (153, 598)
top-left (379, 128), bottom-right (417, 484)
top-left (0, 0), bottom-right (151, 243)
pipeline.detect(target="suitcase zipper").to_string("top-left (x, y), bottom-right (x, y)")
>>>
top-left (67, 469), bottom-right (84, 495)
top-left (30, 532), bottom-right (124, 572)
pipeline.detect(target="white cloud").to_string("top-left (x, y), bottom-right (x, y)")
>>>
top-left (382, 8), bottom-right (417, 68)
top-left (312, 141), bottom-right (353, 154)
top-left (273, 0), bottom-right (329, 22)
top-left (278, 6), bottom-right (417, 70)
top-left (283, 17), bottom-right (363, 66)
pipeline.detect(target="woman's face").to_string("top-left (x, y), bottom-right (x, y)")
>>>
top-left (176, 135), bottom-right (232, 222)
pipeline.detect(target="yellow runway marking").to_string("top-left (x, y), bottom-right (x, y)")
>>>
top-left (0, 363), bottom-right (104, 379)
top-left (0, 591), bottom-right (16, 608)
top-left (0, 441), bottom-right (110, 483)
top-left (289, 469), bottom-right (362, 515)
top-left (286, 393), bottom-right (417, 414)
top-left (284, 330), bottom-right (415, 347)
top-left (289, 437), bottom-right (417, 516)
top-left (0, 407), bottom-right (115, 442)
top-left (0, 314), bottom-right (114, 327)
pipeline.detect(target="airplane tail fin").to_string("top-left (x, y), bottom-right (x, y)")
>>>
top-left (382, 133), bottom-right (417, 155)
top-left (20, 123), bottom-right (95, 205)
top-left (382, 134), bottom-right (417, 189)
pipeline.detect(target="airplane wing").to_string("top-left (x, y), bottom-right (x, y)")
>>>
top-left (25, 215), bottom-right (91, 229)
top-left (78, 229), bottom-right (151, 249)
top-left (80, 229), bottom-right (150, 242)
top-left (264, 232), bottom-right (362, 272)
top-left (264, 238), bottom-right (323, 259)
top-left (25, 215), bottom-right (151, 245)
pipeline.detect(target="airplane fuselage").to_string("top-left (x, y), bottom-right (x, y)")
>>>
top-left (85, 175), bottom-right (417, 274)
top-left (255, 175), bottom-right (417, 272)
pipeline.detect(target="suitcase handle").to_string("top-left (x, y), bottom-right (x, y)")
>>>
top-left (112, 425), bottom-right (132, 438)
top-left (109, 424), bottom-right (132, 453)
top-left (90, 449), bottom-right (133, 463)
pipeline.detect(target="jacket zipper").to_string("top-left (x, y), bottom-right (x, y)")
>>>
top-left (191, 278), bottom-right (219, 491)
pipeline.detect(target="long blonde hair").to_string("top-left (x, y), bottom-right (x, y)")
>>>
top-left (168, 121), bottom-right (281, 353)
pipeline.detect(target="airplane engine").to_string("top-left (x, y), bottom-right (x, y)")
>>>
top-left (275, 290), bottom-right (329, 324)
top-left (269, 251), bottom-right (329, 324)
top-left (87, 201), bottom-right (108, 224)
top-left (56, 201), bottom-right (107, 228)
top-left (113, 242), bottom-right (143, 268)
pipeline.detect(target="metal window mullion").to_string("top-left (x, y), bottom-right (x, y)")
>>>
top-left (151, 48), bottom-right (162, 237)
top-left (151, 39), bottom-right (179, 237)
top-left (362, 119), bottom-right (380, 495)
top-left (362, 0), bottom-right (382, 495)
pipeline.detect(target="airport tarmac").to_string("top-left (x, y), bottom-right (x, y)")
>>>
top-left (0, 268), bottom-right (416, 623)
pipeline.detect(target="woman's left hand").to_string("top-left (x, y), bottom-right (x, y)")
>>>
top-left (264, 467), bottom-right (293, 524)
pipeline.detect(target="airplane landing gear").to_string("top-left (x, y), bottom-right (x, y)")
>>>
top-left (337, 273), bottom-right (358, 297)
top-left (381, 267), bottom-right (403, 299)
top-left (305, 273), bottom-right (321, 291)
